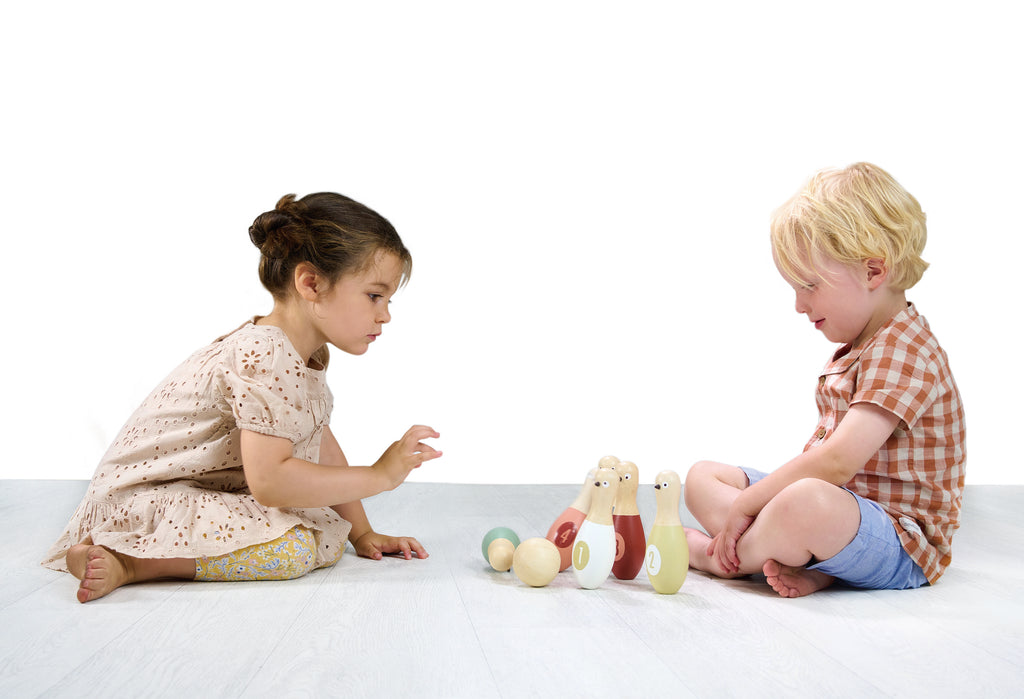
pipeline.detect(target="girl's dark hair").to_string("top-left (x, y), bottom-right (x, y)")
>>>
top-left (248, 192), bottom-right (412, 299)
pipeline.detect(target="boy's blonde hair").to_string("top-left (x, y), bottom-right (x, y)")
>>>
top-left (770, 162), bottom-right (928, 290)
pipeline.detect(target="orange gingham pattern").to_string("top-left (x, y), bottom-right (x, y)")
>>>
top-left (806, 304), bottom-right (966, 583)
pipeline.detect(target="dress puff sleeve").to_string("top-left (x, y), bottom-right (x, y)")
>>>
top-left (217, 329), bottom-right (329, 445)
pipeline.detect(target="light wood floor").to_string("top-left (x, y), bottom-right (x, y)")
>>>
top-left (2, 480), bottom-right (1022, 698)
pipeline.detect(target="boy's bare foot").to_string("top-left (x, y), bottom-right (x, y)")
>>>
top-left (763, 559), bottom-right (835, 598)
top-left (67, 543), bottom-right (136, 603)
top-left (684, 527), bottom-right (745, 579)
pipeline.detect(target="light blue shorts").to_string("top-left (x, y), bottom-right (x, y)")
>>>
top-left (741, 467), bottom-right (929, 590)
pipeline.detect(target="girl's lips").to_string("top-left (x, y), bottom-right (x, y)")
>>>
top-left (813, 319), bottom-right (825, 330)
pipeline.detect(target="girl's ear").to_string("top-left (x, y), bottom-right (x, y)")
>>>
top-left (293, 263), bottom-right (322, 302)
top-left (864, 258), bottom-right (889, 290)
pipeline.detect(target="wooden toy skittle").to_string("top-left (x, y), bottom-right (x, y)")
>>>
top-left (612, 460), bottom-right (645, 580)
top-left (572, 467), bottom-right (620, 589)
top-left (512, 537), bottom-right (561, 587)
top-left (482, 527), bottom-right (520, 572)
top-left (644, 470), bottom-right (689, 594)
top-left (545, 468), bottom-right (597, 571)
top-left (597, 455), bottom-right (620, 470)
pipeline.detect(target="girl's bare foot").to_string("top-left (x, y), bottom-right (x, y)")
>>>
top-left (763, 559), bottom-right (835, 598)
top-left (67, 544), bottom-right (136, 603)
top-left (684, 527), bottom-right (745, 579)
top-left (66, 544), bottom-right (196, 603)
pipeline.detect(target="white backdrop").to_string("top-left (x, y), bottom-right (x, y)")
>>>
top-left (2, 2), bottom-right (1019, 484)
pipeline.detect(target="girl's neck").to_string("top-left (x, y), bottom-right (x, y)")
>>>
top-left (256, 303), bottom-right (323, 367)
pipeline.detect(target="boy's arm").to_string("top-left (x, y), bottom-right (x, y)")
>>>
top-left (711, 402), bottom-right (900, 572)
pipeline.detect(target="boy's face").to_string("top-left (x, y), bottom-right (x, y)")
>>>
top-left (776, 251), bottom-right (885, 347)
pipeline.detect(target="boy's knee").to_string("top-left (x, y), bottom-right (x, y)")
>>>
top-left (773, 478), bottom-right (843, 522)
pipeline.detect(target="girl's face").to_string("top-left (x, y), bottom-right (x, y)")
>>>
top-left (314, 251), bottom-right (403, 356)
top-left (775, 251), bottom-right (882, 347)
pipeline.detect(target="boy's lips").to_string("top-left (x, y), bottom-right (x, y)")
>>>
top-left (813, 319), bottom-right (825, 330)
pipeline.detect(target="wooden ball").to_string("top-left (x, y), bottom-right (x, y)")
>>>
top-left (487, 538), bottom-right (516, 572)
top-left (482, 527), bottom-right (520, 562)
top-left (512, 537), bottom-right (561, 587)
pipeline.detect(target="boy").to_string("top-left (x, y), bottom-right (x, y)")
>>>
top-left (684, 162), bottom-right (965, 597)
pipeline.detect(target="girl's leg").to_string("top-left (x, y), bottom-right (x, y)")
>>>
top-left (195, 526), bottom-right (320, 582)
top-left (66, 526), bottom-right (322, 603)
top-left (66, 542), bottom-right (195, 604)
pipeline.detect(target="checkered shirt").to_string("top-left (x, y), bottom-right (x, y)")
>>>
top-left (805, 303), bottom-right (966, 583)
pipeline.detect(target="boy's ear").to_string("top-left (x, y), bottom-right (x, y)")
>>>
top-left (864, 257), bottom-right (889, 290)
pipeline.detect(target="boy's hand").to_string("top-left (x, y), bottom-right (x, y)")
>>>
top-left (352, 530), bottom-right (428, 560)
top-left (372, 425), bottom-right (442, 491)
top-left (708, 507), bottom-right (755, 574)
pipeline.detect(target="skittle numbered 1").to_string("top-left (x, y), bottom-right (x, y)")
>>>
top-left (572, 467), bottom-right (620, 590)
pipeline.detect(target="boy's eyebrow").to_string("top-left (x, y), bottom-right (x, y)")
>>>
top-left (367, 280), bottom-right (396, 292)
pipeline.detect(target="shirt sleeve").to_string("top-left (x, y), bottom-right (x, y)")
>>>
top-left (217, 337), bottom-right (313, 443)
top-left (852, 341), bottom-right (939, 430)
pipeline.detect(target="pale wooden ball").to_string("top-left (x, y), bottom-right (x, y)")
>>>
top-left (512, 537), bottom-right (561, 587)
top-left (487, 538), bottom-right (515, 572)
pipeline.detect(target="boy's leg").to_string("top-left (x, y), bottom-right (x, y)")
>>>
top-left (687, 477), bottom-right (861, 593)
top-left (683, 461), bottom-right (752, 577)
top-left (737, 478), bottom-right (860, 572)
top-left (683, 460), bottom-right (750, 536)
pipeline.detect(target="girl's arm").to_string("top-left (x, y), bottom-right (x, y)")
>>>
top-left (318, 427), bottom-right (428, 560)
top-left (711, 402), bottom-right (900, 572)
top-left (240, 424), bottom-right (441, 509)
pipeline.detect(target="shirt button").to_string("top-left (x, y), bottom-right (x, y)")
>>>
top-left (819, 376), bottom-right (826, 386)
top-left (816, 428), bottom-right (826, 439)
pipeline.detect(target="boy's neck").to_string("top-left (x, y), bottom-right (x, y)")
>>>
top-left (855, 289), bottom-right (908, 347)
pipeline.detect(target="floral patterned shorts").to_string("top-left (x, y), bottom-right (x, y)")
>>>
top-left (195, 525), bottom-right (324, 582)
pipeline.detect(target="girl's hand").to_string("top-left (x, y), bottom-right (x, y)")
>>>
top-left (372, 425), bottom-right (442, 491)
top-left (352, 530), bottom-right (428, 560)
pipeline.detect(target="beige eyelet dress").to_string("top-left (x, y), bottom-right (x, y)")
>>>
top-left (42, 319), bottom-right (352, 572)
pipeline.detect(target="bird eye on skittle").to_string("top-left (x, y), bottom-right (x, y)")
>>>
top-left (601, 480), bottom-right (610, 487)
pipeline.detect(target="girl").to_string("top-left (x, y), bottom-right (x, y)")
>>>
top-left (43, 192), bottom-right (442, 603)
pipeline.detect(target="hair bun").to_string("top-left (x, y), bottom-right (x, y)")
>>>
top-left (249, 194), bottom-right (305, 259)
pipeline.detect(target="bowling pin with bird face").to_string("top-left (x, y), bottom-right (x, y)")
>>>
top-left (645, 470), bottom-right (688, 594)
top-left (572, 467), bottom-right (619, 589)
top-left (612, 460), bottom-right (645, 580)
top-left (546, 468), bottom-right (596, 571)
